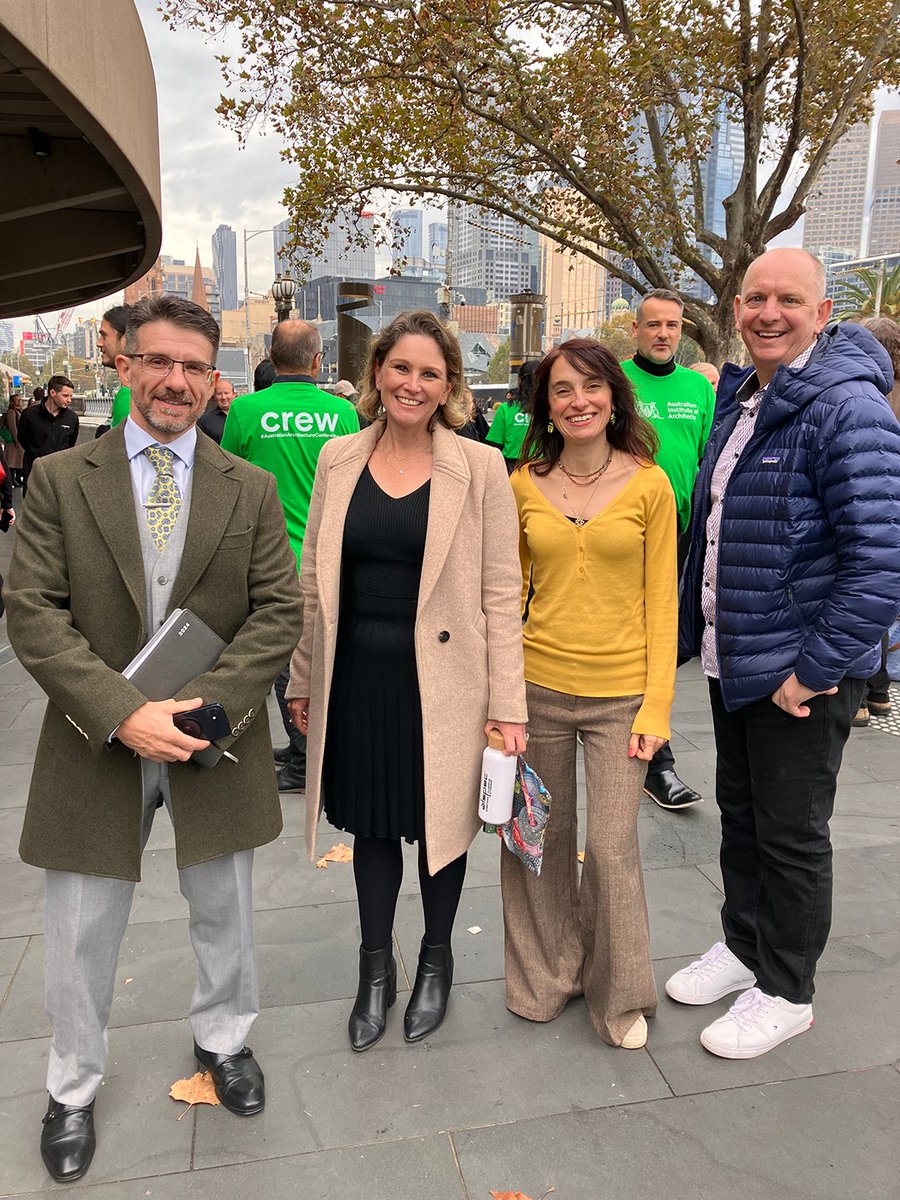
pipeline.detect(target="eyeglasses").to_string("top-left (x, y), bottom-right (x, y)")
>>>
top-left (125, 353), bottom-right (214, 381)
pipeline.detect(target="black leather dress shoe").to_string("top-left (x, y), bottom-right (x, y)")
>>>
top-left (273, 744), bottom-right (291, 765)
top-left (40, 1096), bottom-right (96, 1182)
top-left (349, 943), bottom-right (397, 1052)
top-left (194, 1043), bottom-right (265, 1115)
top-left (643, 768), bottom-right (702, 810)
top-left (404, 941), bottom-right (454, 1042)
top-left (276, 762), bottom-right (306, 792)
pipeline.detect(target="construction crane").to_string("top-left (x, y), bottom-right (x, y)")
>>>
top-left (53, 308), bottom-right (75, 339)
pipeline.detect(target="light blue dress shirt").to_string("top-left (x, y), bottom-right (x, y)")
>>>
top-left (124, 417), bottom-right (197, 514)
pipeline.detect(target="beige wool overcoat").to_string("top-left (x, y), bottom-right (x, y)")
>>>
top-left (287, 421), bottom-right (528, 874)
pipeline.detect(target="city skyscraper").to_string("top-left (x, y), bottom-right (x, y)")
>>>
top-left (802, 121), bottom-right (871, 258)
top-left (449, 204), bottom-right (538, 299)
top-left (428, 221), bottom-right (448, 265)
top-left (274, 214), bottom-right (376, 281)
top-left (0, 320), bottom-right (13, 354)
top-left (212, 224), bottom-right (239, 310)
top-left (701, 100), bottom-right (744, 247)
top-left (391, 208), bottom-right (424, 262)
top-left (867, 110), bottom-right (900, 257)
top-left (628, 100), bottom-right (744, 302)
top-left (541, 237), bottom-right (606, 343)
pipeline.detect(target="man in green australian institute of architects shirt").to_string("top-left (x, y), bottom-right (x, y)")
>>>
top-left (622, 288), bottom-right (716, 813)
top-left (98, 304), bottom-right (133, 428)
top-left (221, 319), bottom-right (360, 793)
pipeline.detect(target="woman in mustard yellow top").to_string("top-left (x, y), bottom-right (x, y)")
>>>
top-left (502, 338), bottom-right (677, 1049)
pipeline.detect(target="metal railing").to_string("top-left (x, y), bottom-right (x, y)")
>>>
top-left (82, 397), bottom-right (113, 418)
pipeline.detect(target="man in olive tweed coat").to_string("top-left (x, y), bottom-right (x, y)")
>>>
top-left (5, 295), bottom-right (303, 1184)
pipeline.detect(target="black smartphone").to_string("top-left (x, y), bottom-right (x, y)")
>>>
top-left (173, 703), bottom-right (229, 742)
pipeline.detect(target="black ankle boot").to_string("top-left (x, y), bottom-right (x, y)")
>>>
top-left (404, 940), bottom-right (454, 1042)
top-left (348, 943), bottom-right (397, 1051)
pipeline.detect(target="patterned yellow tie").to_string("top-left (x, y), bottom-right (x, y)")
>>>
top-left (143, 446), bottom-right (182, 551)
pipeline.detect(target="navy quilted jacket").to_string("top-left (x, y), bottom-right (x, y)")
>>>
top-left (679, 322), bottom-right (900, 711)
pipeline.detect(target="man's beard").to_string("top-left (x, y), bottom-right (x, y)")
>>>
top-left (134, 389), bottom-right (199, 435)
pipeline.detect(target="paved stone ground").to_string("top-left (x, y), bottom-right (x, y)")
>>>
top-left (1, 478), bottom-right (898, 1199)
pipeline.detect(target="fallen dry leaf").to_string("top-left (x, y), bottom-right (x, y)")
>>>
top-left (124, 977), bottom-right (134, 985)
top-left (169, 1071), bottom-right (220, 1118)
top-left (577, 851), bottom-right (585, 862)
top-left (316, 842), bottom-right (354, 869)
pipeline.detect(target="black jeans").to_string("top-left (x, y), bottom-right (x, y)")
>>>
top-left (708, 675), bottom-right (865, 1004)
top-left (865, 633), bottom-right (891, 701)
top-left (274, 665), bottom-right (306, 767)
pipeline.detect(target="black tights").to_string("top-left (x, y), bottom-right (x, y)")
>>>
top-left (353, 836), bottom-right (467, 951)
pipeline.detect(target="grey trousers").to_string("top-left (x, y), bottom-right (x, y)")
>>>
top-left (44, 761), bottom-right (259, 1106)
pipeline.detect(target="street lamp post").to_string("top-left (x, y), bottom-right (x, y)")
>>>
top-left (243, 226), bottom-right (277, 374)
top-left (272, 274), bottom-right (296, 323)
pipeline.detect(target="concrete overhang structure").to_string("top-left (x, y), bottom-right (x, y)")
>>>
top-left (0, 0), bottom-right (162, 320)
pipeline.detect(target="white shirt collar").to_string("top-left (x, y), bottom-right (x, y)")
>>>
top-left (124, 416), bottom-right (198, 468)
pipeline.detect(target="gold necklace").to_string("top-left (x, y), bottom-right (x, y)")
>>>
top-left (559, 446), bottom-right (614, 485)
top-left (380, 437), bottom-right (432, 477)
top-left (561, 471), bottom-right (605, 527)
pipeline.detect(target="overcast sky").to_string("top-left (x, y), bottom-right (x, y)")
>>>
top-left (135, 0), bottom-right (297, 291)
top-left (8, 3), bottom-right (899, 339)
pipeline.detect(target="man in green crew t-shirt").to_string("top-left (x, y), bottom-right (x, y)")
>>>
top-left (486, 359), bottom-right (535, 471)
top-left (622, 288), bottom-right (716, 811)
top-left (98, 304), bottom-right (132, 428)
top-left (222, 320), bottom-right (360, 793)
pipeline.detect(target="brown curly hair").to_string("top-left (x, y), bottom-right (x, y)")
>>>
top-left (519, 339), bottom-right (658, 473)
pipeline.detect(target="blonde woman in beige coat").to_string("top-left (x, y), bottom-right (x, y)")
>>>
top-left (287, 311), bottom-right (527, 1052)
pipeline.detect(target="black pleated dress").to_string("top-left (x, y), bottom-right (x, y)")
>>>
top-left (321, 465), bottom-right (431, 843)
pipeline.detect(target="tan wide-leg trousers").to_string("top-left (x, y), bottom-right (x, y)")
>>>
top-left (501, 683), bottom-right (657, 1046)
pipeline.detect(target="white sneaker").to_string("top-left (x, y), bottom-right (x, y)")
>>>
top-left (620, 1015), bottom-right (648, 1049)
top-left (665, 942), bottom-right (756, 1005)
top-left (700, 988), bottom-right (813, 1059)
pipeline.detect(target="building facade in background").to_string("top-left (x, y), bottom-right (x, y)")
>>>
top-left (538, 191), bottom-right (607, 343)
top-left (292, 274), bottom-right (488, 326)
top-left (212, 224), bottom-right (239, 310)
top-left (701, 100), bottom-right (745, 253)
top-left (449, 204), bottom-right (539, 299)
top-left (867, 110), bottom-right (900, 257)
top-left (274, 214), bottom-right (376, 281)
top-left (391, 208), bottom-right (423, 263)
top-left (802, 121), bottom-right (871, 259)
top-left (629, 100), bottom-right (744, 304)
top-left (428, 221), bottom-right (448, 267)
top-left (0, 320), bottom-right (13, 354)
top-left (68, 318), bottom-right (98, 361)
top-left (125, 256), bottom-right (220, 322)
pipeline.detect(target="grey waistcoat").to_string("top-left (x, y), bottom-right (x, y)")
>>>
top-left (137, 469), bottom-right (194, 634)
top-left (136, 466), bottom-right (194, 796)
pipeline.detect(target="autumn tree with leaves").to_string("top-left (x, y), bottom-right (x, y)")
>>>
top-left (164, 0), bottom-right (900, 362)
